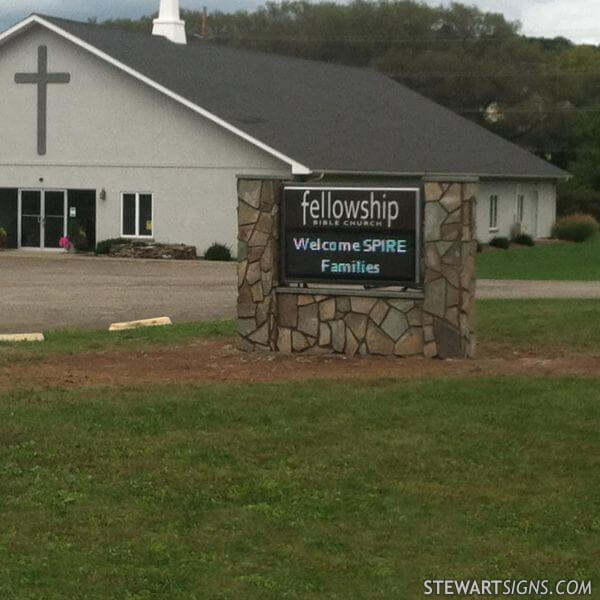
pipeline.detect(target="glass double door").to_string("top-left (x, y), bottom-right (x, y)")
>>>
top-left (19, 189), bottom-right (67, 249)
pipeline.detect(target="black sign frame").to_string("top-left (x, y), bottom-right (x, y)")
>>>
top-left (280, 185), bottom-right (422, 288)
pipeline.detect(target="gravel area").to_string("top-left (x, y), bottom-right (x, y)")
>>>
top-left (0, 251), bottom-right (237, 333)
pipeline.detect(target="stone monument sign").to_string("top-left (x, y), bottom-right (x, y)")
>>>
top-left (237, 178), bottom-right (477, 359)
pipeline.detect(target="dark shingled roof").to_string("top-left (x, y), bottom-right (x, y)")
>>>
top-left (33, 15), bottom-right (566, 178)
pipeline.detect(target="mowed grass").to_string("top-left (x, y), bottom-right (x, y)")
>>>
top-left (477, 238), bottom-right (600, 280)
top-left (2, 299), bottom-right (599, 364)
top-left (478, 299), bottom-right (600, 354)
top-left (1, 378), bottom-right (599, 599)
top-left (0, 320), bottom-right (236, 366)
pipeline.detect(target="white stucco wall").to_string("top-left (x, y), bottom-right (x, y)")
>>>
top-left (477, 179), bottom-right (557, 243)
top-left (0, 25), bottom-right (291, 252)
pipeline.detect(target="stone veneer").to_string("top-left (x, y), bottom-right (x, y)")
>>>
top-left (276, 290), bottom-right (428, 357)
top-left (236, 178), bottom-right (281, 352)
top-left (237, 177), bottom-right (477, 359)
top-left (421, 180), bottom-right (478, 358)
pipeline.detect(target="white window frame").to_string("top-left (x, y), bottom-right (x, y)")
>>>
top-left (489, 195), bottom-right (499, 231)
top-left (121, 192), bottom-right (154, 239)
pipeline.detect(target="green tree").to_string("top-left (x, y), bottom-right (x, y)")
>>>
top-left (558, 112), bottom-right (600, 220)
top-left (100, 0), bottom-right (600, 205)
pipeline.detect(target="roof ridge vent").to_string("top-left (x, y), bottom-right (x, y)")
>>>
top-left (152, 0), bottom-right (187, 45)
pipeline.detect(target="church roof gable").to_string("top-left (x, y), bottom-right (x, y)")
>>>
top-left (0, 14), bottom-right (568, 179)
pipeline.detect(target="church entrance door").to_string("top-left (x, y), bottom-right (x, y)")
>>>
top-left (18, 189), bottom-right (67, 249)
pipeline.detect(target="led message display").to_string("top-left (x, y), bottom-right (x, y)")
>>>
top-left (281, 186), bottom-right (420, 286)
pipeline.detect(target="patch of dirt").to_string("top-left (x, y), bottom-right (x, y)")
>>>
top-left (2, 339), bottom-right (600, 391)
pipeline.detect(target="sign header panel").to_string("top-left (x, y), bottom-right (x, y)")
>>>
top-left (282, 186), bottom-right (420, 286)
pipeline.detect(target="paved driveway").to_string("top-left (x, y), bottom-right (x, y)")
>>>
top-left (0, 252), bottom-right (237, 333)
top-left (477, 279), bottom-right (600, 299)
top-left (2, 253), bottom-right (600, 334)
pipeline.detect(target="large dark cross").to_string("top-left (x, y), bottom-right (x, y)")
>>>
top-left (15, 45), bottom-right (71, 156)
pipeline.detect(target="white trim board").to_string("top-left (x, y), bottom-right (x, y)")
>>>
top-left (0, 15), bottom-right (312, 176)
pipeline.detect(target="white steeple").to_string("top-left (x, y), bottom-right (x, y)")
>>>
top-left (152, 0), bottom-right (187, 44)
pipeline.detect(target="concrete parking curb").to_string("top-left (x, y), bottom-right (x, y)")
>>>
top-left (0, 333), bottom-right (45, 342)
top-left (109, 317), bottom-right (173, 331)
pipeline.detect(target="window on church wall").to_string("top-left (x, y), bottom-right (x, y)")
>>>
top-left (489, 195), bottom-right (499, 231)
top-left (122, 194), bottom-right (136, 236)
top-left (517, 194), bottom-right (524, 223)
top-left (122, 193), bottom-right (153, 238)
top-left (139, 195), bottom-right (153, 236)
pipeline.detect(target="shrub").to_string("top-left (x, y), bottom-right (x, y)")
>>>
top-left (68, 222), bottom-right (88, 250)
top-left (512, 233), bottom-right (535, 247)
top-left (509, 223), bottom-right (522, 240)
top-left (557, 180), bottom-right (600, 222)
top-left (489, 236), bottom-right (510, 250)
top-left (551, 214), bottom-right (599, 243)
top-left (68, 222), bottom-right (86, 239)
top-left (204, 243), bottom-right (233, 261)
top-left (95, 238), bottom-right (130, 255)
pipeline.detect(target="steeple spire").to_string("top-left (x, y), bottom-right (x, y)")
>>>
top-left (152, 0), bottom-right (187, 45)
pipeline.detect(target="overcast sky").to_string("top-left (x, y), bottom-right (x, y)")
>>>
top-left (1, 0), bottom-right (599, 44)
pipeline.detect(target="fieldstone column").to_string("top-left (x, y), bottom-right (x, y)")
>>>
top-left (237, 178), bottom-right (282, 351)
top-left (422, 180), bottom-right (478, 358)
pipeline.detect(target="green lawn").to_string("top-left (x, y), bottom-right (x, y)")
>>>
top-left (477, 238), bottom-right (600, 280)
top-left (2, 299), bottom-right (599, 365)
top-left (1, 378), bottom-right (599, 599)
top-left (478, 299), bottom-right (600, 354)
top-left (0, 320), bottom-right (236, 367)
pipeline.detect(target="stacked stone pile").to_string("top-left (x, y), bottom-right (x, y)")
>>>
top-left (109, 242), bottom-right (197, 260)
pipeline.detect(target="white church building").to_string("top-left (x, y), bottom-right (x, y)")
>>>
top-left (0, 2), bottom-right (567, 253)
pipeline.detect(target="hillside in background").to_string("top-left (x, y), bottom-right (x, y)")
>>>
top-left (102, 1), bottom-right (600, 219)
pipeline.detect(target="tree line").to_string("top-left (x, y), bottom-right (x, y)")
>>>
top-left (102, 1), bottom-right (600, 218)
